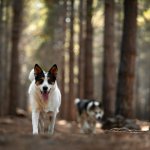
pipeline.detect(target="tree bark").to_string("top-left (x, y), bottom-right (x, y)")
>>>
top-left (9, 0), bottom-right (24, 115)
top-left (0, 0), bottom-right (5, 116)
top-left (68, 0), bottom-right (75, 121)
top-left (0, 0), bottom-right (11, 116)
top-left (60, 0), bottom-right (67, 119)
top-left (102, 0), bottom-right (116, 118)
top-left (115, 0), bottom-right (137, 118)
top-left (78, 0), bottom-right (85, 99)
top-left (84, 0), bottom-right (94, 99)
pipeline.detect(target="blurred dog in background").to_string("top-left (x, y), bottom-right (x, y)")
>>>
top-left (75, 98), bottom-right (104, 134)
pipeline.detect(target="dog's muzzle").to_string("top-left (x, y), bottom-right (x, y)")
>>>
top-left (41, 86), bottom-right (50, 101)
top-left (96, 112), bottom-right (104, 122)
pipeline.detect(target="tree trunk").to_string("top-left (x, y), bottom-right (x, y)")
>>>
top-left (68, 0), bottom-right (75, 121)
top-left (115, 0), bottom-right (137, 118)
top-left (84, 0), bottom-right (94, 99)
top-left (0, 0), bottom-right (11, 116)
top-left (78, 0), bottom-right (85, 99)
top-left (60, 0), bottom-right (67, 119)
top-left (0, 0), bottom-right (5, 116)
top-left (102, 0), bottom-right (116, 118)
top-left (9, 0), bottom-right (24, 115)
top-left (3, 0), bottom-right (11, 115)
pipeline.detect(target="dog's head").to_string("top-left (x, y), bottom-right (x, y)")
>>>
top-left (34, 64), bottom-right (58, 101)
top-left (87, 101), bottom-right (104, 121)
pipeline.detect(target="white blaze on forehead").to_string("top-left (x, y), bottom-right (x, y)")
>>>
top-left (43, 75), bottom-right (48, 85)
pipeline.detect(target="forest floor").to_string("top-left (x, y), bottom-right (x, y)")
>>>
top-left (0, 116), bottom-right (150, 150)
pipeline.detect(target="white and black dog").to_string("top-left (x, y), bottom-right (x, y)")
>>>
top-left (75, 98), bottom-right (104, 134)
top-left (28, 64), bottom-right (61, 135)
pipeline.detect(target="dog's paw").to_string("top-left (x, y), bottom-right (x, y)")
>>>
top-left (48, 129), bottom-right (54, 135)
top-left (48, 130), bottom-right (54, 135)
top-left (33, 132), bottom-right (38, 135)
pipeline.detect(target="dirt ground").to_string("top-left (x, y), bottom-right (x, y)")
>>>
top-left (0, 117), bottom-right (150, 150)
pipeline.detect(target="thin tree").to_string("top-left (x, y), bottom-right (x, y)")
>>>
top-left (60, 0), bottom-right (67, 119)
top-left (102, 0), bottom-right (116, 119)
top-left (0, 0), bottom-right (5, 115)
top-left (0, 0), bottom-right (11, 116)
top-left (84, 0), bottom-right (94, 99)
top-left (115, 0), bottom-right (138, 118)
top-left (4, 0), bottom-right (12, 115)
top-left (9, 0), bottom-right (24, 115)
top-left (68, 0), bottom-right (75, 121)
top-left (78, 0), bottom-right (85, 99)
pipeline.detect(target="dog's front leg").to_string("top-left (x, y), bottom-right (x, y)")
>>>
top-left (32, 111), bottom-right (40, 134)
top-left (48, 111), bottom-right (57, 135)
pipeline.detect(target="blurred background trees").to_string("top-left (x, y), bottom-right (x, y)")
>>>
top-left (9, 0), bottom-right (24, 115)
top-left (115, 0), bottom-right (138, 118)
top-left (102, 0), bottom-right (116, 119)
top-left (0, 0), bottom-right (149, 123)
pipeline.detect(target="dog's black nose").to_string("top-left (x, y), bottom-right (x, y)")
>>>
top-left (97, 116), bottom-right (102, 120)
top-left (43, 86), bottom-right (48, 91)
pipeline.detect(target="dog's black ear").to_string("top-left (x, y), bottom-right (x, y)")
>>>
top-left (49, 64), bottom-right (58, 77)
top-left (34, 64), bottom-right (43, 75)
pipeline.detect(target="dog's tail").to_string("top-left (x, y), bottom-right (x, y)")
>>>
top-left (28, 69), bottom-right (35, 82)
top-left (74, 98), bottom-right (80, 105)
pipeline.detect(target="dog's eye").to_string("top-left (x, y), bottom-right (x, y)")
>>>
top-left (48, 79), bottom-right (51, 84)
top-left (38, 79), bottom-right (44, 84)
top-left (48, 79), bottom-right (55, 85)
